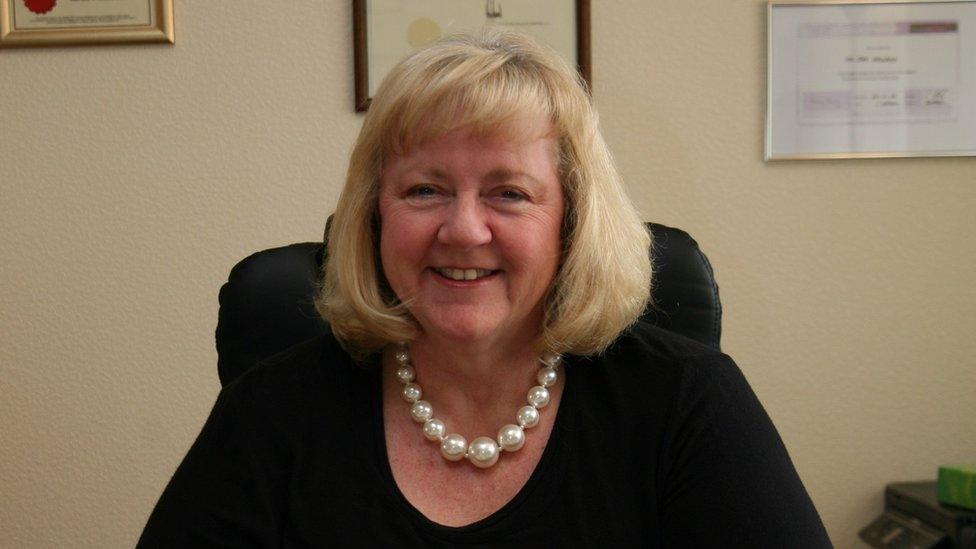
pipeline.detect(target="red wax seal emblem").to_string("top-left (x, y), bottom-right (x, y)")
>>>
top-left (24, 0), bottom-right (57, 15)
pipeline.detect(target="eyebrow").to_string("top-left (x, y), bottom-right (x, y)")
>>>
top-left (417, 168), bottom-right (449, 181)
top-left (387, 167), bottom-right (449, 186)
top-left (402, 167), bottom-right (542, 187)
top-left (484, 168), bottom-right (543, 187)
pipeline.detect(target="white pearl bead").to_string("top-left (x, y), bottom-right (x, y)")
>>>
top-left (537, 366), bottom-right (557, 388)
top-left (527, 385), bottom-right (550, 408)
top-left (395, 365), bottom-right (415, 384)
top-left (410, 400), bottom-right (433, 423)
top-left (402, 383), bottom-right (422, 402)
top-left (467, 436), bottom-right (500, 468)
top-left (497, 424), bottom-right (525, 452)
top-left (394, 349), bottom-right (410, 364)
top-left (393, 345), bottom-right (559, 467)
top-left (440, 433), bottom-right (467, 461)
top-left (516, 405), bottom-right (540, 428)
top-left (423, 419), bottom-right (446, 441)
top-left (540, 352), bottom-right (561, 367)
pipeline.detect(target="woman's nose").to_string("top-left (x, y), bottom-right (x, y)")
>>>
top-left (437, 196), bottom-right (492, 249)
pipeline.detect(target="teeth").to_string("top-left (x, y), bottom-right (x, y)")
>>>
top-left (436, 268), bottom-right (492, 281)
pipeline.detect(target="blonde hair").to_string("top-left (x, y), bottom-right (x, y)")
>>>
top-left (317, 30), bottom-right (651, 358)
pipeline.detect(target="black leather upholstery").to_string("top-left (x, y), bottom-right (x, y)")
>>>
top-left (215, 222), bottom-right (721, 387)
top-left (645, 223), bottom-right (723, 350)
top-left (216, 243), bottom-right (329, 387)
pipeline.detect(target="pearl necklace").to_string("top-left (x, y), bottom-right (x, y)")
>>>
top-left (393, 346), bottom-right (561, 468)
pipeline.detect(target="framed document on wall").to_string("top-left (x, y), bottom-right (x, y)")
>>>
top-left (353, 0), bottom-right (591, 111)
top-left (766, 0), bottom-right (976, 160)
top-left (0, 0), bottom-right (174, 48)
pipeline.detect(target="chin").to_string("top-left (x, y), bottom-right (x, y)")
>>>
top-left (418, 308), bottom-right (508, 345)
top-left (426, 321), bottom-right (500, 344)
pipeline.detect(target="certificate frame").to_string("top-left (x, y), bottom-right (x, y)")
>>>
top-left (766, 0), bottom-right (976, 160)
top-left (0, 0), bottom-right (174, 49)
top-left (353, 0), bottom-right (591, 112)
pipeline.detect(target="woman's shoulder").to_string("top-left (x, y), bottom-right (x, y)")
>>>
top-left (614, 320), bottom-right (723, 358)
top-left (564, 321), bottom-right (762, 433)
top-left (219, 332), bottom-right (373, 418)
top-left (589, 320), bottom-right (734, 381)
top-left (602, 327), bottom-right (831, 546)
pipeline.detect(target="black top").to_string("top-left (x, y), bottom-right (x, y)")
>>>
top-left (139, 322), bottom-right (831, 547)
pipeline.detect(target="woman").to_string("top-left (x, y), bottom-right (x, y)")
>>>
top-left (140, 31), bottom-right (830, 546)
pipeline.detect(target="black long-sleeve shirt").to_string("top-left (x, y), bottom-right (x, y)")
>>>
top-left (139, 322), bottom-right (831, 547)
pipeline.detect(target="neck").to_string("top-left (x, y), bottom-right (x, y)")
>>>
top-left (420, 332), bottom-right (537, 374)
top-left (387, 334), bottom-right (542, 433)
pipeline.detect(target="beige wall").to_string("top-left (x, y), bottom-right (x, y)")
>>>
top-left (1, 2), bottom-right (973, 547)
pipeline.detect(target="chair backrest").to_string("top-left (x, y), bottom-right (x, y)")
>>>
top-left (215, 222), bottom-right (721, 387)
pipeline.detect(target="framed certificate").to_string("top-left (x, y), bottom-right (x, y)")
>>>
top-left (0, 0), bottom-right (174, 48)
top-left (766, 0), bottom-right (976, 160)
top-left (353, 0), bottom-right (591, 111)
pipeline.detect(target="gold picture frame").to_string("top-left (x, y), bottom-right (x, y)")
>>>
top-left (0, 0), bottom-right (174, 48)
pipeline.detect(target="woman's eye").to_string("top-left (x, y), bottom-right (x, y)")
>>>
top-left (407, 185), bottom-right (438, 198)
top-left (498, 189), bottom-right (527, 201)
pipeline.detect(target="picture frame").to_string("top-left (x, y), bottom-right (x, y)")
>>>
top-left (0, 0), bottom-right (174, 49)
top-left (766, 0), bottom-right (976, 160)
top-left (353, 0), bottom-right (591, 112)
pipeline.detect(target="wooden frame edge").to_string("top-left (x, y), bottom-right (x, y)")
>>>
top-left (352, 0), bottom-right (592, 112)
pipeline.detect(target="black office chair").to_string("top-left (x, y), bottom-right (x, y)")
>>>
top-left (215, 222), bottom-right (721, 387)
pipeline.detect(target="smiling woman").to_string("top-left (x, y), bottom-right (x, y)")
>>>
top-left (322, 31), bottom-right (651, 360)
top-left (138, 30), bottom-right (832, 547)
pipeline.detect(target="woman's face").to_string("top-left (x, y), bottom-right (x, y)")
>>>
top-left (378, 119), bottom-right (564, 348)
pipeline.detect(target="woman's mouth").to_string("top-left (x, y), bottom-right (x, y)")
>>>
top-left (432, 267), bottom-right (496, 281)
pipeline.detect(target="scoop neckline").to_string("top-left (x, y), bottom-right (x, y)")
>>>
top-left (368, 356), bottom-right (574, 540)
